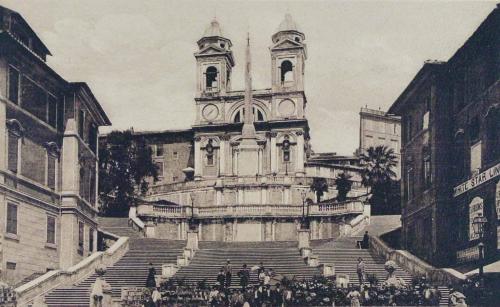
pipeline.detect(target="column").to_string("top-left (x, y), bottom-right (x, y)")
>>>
top-left (219, 137), bottom-right (226, 176)
top-left (295, 131), bottom-right (305, 176)
top-left (257, 147), bottom-right (262, 175)
top-left (270, 132), bottom-right (277, 174)
top-left (216, 188), bottom-right (223, 205)
top-left (194, 137), bottom-right (202, 180)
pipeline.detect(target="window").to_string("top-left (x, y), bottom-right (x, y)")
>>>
top-left (233, 107), bottom-right (265, 123)
top-left (78, 221), bottom-right (84, 255)
top-left (422, 148), bottom-right (431, 189)
top-left (21, 76), bottom-right (47, 121)
top-left (469, 117), bottom-right (480, 143)
top-left (206, 66), bottom-right (218, 89)
top-left (8, 66), bottom-right (19, 104)
top-left (282, 136), bottom-right (291, 162)
top-left (280, 60), bottom-right (293, 83)
top-left (89, 228), bottom-right (94, 253)
top-left (155, 162), bottom-right (164, 177)
top-left (47, 155), bottom-right (56, 190)
top-left (6, 262), bottom-right (16, 270)
top-left (406, 167), bottom-right (414, 201)
top-left (7, 132), bottom-right (19, 173)
top-left (47, 95), bottom-right (57, 128)
top-left (46, 215), bottom-right (56, 244)
top-left (6, 203), bottom-right (18, 235)
top-left (88, 124), bottom-right (98, 153)
top-left (470, 141), bottom-right (482, 174)
top-left (206, 139), bottom-right (215, 166)
top-left (155, 144), bottom-right (164, 157)
top-left (422, 111), bottom-right (430, 130)
top-left (173, 151), bottom-right (178, 160)
top-left (78, 110), bottom-right (85, 138)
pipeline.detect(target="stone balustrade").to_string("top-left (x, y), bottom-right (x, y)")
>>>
top-left (137, 200), bottom-right (365, 220)
top-left (148, 175), bottom-right (364, 196)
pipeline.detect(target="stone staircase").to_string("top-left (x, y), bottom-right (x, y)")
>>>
top-left (98, 217), bottom-right (142, 238)
top-left (174, 241), bottom-right (320, 287)
top-left (44, 239), bottom-right (185, 306)
top-left (312, 236), bottom-right (450, 306)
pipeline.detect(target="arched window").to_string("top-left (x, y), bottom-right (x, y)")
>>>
top-left (233, 106), bottom-right (265, 123)
top-left (282, 136), bottom-right (291, 162)
top-left (206, 66), bottom-right (218, 89)
top-left (206, 139), bottom-right (214, 166)
top-left (280, 60), bottom-right (294, 83)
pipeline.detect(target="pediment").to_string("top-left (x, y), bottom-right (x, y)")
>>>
top-left (197, 45), bottom-right (226, 55)
top-left (270, 38), bottom-right (303, 50)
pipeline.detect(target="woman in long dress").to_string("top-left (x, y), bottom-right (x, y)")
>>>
top-left (347, 287), bottom-right (361, 307)
top-left (146, 262), bottom-right (157, 288)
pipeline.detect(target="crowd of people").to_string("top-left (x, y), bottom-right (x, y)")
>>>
top-left (138, 260), bottom-right (465, 307)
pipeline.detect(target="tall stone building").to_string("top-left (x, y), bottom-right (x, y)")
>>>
top-left (389, 5), bottom-right (499, 266)
top-left (124, 15), bottom-right (370, 242)
top-left (358, 107), bottom-right (401, 178)
top-left (0, 6), bottom-right (110, 284)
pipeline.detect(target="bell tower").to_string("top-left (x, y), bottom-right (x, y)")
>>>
top-left (195, 19), bottom-right (235, 97)
top-left (270, 14), bottom-right (307, 92)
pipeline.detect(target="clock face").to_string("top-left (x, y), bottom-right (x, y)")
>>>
top-left (278, 99), bottom-right (296, 117)
top-left (202, 104), bottom-right (219, 121)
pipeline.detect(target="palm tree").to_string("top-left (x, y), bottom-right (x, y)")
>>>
top-left (359, 145), bottom-right (398, 188)
top-left (335, 172), bottom-right (352, 202)
top-left (359, 145), bottom-right (398, 214)
top-left (310, 177), bottom-right (329, 203)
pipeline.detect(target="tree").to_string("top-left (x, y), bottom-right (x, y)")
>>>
top-left (335, 172), bottom-right (352, 202)
top-left (98, 130), bottom-right (159, 217)
top-left (310, 177), bottom-right (328, 203)
top-left (359, 145), bottom-right (399, 215)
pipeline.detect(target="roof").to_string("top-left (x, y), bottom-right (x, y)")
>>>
top-left (0, 5), bottom-right (51, 57)
top-left (70, 82), bottom-right (111, 126)
top-left (277, 13), bottom-right (300, 33)
top-left (387, 62), bottom-right (445, 115)
top-left (203, 18), bottom-right (224, 38)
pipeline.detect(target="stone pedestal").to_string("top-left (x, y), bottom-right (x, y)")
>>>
top-left (144, 221), bottom-right (156, 238)
top-left (307, 255), bottom-right (319, 267)
top-left (183, 248), bottom-right (194, 260)
top-left (300, 247), bottom-right (312, 258)
top-left (298, 229), bottom-right (310, 250)
top-left (336, 273), bottom-right (350, 288)
top-left (322, 264), bottom-right (335, 277)
top-left (187, 230), bottom-right (199, 250)
top-left (162, 264), bottom-right (179, 278)
top-left (177, 255), bottom-right (188, 267)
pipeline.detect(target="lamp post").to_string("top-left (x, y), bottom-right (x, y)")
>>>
top-left (189, 192), bottom-right (196, 230)
top-left (472, 213), bottom-right (488, 285)
top-left (300, 190), bottom-right (307, 229)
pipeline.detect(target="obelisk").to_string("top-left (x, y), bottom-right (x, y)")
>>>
top-left (238, 33), bottom-right (260, 176)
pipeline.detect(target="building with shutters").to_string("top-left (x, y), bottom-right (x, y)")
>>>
top-left (388, 4), bottom-right (499, 267)
top-left (0, 6), bottom-right (111, 284)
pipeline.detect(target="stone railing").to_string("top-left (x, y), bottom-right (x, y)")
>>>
top-left (147, 175), bottom-right (364, 196)
top-left (14, 237), bottom-right (129, 306)
top-left (138, 200), bottom-right (365, 219)
top-left (369, 235), bottom-right (466, 286)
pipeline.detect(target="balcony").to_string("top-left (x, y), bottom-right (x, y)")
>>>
top-left (136, 200), bottom-right (365, 219)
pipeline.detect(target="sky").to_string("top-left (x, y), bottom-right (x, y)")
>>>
top-left (2, 0), bottom-right (497, 154)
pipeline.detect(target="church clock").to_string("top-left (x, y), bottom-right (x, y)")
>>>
top-left (202, 104), bottom-right (219, 121)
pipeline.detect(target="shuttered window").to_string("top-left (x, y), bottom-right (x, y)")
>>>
top-left (46, 215), bottom-right (56, 244)
top-left (7, 133), bottom-right (19, 173)
top-left (47, 155), bottom-right (56, 190)
top-left (6, 203), bottom-right (18, 235)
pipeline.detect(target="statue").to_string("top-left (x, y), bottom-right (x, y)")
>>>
top-left (383, 260), bottom-right (406, 289)
top-left (90, 265), bottom-right (112, 307)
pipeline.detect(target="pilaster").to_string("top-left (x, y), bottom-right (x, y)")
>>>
top-left (270, 132), bottom-right (278, 173)
top-left (0, 98), bottom-right (6, 183)
top-left (295, 131), bottom-right (305, 176)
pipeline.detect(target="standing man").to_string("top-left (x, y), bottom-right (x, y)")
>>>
top-left (238, 264), bottom-right (250, 291)
top-left (356, 258), bottom-right (366, 286)
top-left (362, 231), bottom-right (369, 249)
top-left (224, 259), bottom-right (233, 289)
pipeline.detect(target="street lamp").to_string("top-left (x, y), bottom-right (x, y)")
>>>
top-left (472, 213), bottom-right (488, 284)
top-left (300, 190), bottom-right (307, 229)
top-left (189, 192), bottom-right (196, 230)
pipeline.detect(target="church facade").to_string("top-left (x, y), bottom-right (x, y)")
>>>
top-left (130, 15), bottom-right (369, 242)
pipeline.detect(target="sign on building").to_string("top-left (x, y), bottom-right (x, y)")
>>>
top-left (456, 245), bottom-right (480, 264)
top-left (454, 162), bottom-right (500, 197)
top-left (469, 197), bottom-right (484, 241)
